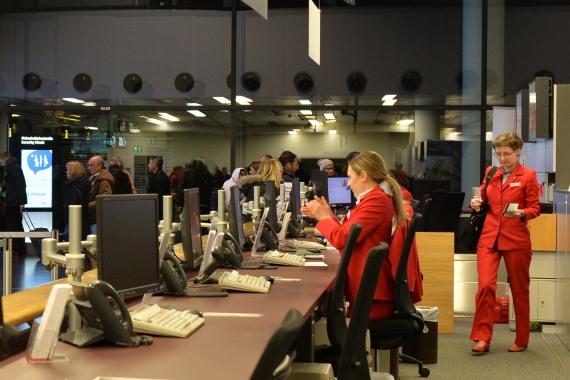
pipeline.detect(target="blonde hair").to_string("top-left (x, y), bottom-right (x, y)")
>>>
top-left (66, 161), bottom-right (87, 180)
top-left (110, 155), bottom-right (125, 170)
top-left (349, 151), bottom-right (408, 226)
top-left (257, 158), bottom-right (283, 184)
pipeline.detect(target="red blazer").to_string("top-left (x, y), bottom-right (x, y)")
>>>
top-left (478, 163), bottom-right (540, 251)
top-left (317, 186), bottom-right (394, 309)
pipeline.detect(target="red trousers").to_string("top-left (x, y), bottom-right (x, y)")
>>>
top-left (470, 246), bottom-right (532, 346)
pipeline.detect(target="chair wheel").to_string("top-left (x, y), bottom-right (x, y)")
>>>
top-left (419, 367), bottom-right (430, 377)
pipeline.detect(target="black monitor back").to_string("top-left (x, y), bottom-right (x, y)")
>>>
top-left (288, 178), bottom-right (302, 220)
top-left (265, 180), bottom-right (278, 232)
top-left (96, 194), bottom-right (160, 299)
top-left (228, 185), bottom-right (245, 247)
top-left (310, 170), bottom-right (328, 200)
top-left (180, 188), bottom-right (204, 269)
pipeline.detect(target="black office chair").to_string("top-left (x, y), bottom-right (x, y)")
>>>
top-left (336, 242), bottom-right (390, 380)
top-left (314, 224), bottom-right (363, 373)
top-left (368, 213), bottom-right (430, 378)
top-left (250, 308), bottom-right (305, 380)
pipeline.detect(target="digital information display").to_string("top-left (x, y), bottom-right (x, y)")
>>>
top-left (21, 136), bottom-right (53, 208)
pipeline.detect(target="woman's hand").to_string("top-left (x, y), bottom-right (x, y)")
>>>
top-left (301, 195), bottom-right (334, 221)
top-left (470, 196), bottom-right (482, 212)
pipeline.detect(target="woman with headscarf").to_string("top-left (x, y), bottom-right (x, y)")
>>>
top-left (222, 167), bottom-right (246, 206)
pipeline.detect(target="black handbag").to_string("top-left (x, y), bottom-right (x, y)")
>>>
top-left (460, 166), bottom-right (499, 251)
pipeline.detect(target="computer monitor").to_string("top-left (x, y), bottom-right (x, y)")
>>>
top-left (309, 170), bottom-right (328, 200)
top-left (264, 180), bottom-right (278, 232)
top-left (327, 176), bottom-right (352, 208)
top-left (96, 194), bottom-right (161, 300)
top-left (179, 188), bottom-right (204, 269)
top-left (227, 185), bottom-right (245, 248)
top-left (288, 177), bottom-right (302, 220)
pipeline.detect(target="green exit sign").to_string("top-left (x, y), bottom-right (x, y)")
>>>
top-left (133, 146), bottom-right (142, 152)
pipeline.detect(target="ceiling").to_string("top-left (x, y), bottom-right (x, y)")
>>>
top-left (8, 94), bottom-right (491, 138)
top-left (0, 0), bottom-right (567, 14)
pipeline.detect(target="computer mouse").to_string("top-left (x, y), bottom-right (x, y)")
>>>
top-left (261, 275), bottom-right (275, 284)
top-left (187, 309), bottom-right (203, 318)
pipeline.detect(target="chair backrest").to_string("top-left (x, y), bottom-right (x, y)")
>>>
top-left (326, 223), bottom-right (363, 350)
top-left (337, 243), bottom-right (389, 380)
top-left (393, 213), bottom-right (424, 322)
top-left (250, 308), bottom-right (304, 380)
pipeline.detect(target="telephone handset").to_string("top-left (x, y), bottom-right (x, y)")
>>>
top-left (161, 251), bottom-right (188, 295)
top-left (261, 221), bottom-right (279, 250)
top-left (62, 280), bottom-right (153, 348)
top-left (194, 246), bottom-right (241, 284)
top-left (287, 216), bottom-right (301, 238)
top-left (86, 281), bottom-right (135, 346)
top-left (221, 232), bottom-right (244, 264)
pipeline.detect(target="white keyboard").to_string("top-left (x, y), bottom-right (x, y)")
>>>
top-left (130, 303), bottom-right (205, 338)
top-left (218, 270), bottom-right (272, 293)
top-left (264, 251), bottom-right (306, 267)
top-left (285, 240), bottom-right (326, 250)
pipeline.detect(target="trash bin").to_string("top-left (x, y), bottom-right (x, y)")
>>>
top-left (402, 306), bottom-right (439, 364)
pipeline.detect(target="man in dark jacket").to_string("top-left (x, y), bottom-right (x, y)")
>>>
top-left (147, 156), bottom-right (170, 220)
top-left (278, 150), bottom-right (300, 182)
top-left (2, 152), bottom-right (27, 256)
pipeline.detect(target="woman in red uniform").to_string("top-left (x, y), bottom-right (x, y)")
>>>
top-left (301, 151), bottom-right (408, 320)
top-left (470, 133), bottom-right (540, 354)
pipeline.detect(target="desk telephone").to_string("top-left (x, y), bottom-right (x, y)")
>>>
top-left (61, 280), bottom-right (153, 348)
top-left (160, 251), bottom-right (228, 297)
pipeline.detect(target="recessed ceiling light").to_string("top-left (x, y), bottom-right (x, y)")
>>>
top-left (300, 110), bottom-right (312, 115)
top-left (188, 110), bottom-right (207, 117)
top-left (288, 130), bottom-right (298, 135)
top-left (62, 97), bottom-right (85, 104)
top-left (213, 96), bottom-right (231, 104)
top-left (324, 113), bottom-right (335, 120)
top-left (158, 112), bottom-right (179, 122)
top-left (186, 102), bottom-right (202, 107)
top-left (328, 130), bottom-right (337, 134)
top-left (146, 118), bottom-right (167, 126)
top-left (397, 119), bottom-right (414, 126)
top-left (299, 99), bottom-right (312, 105)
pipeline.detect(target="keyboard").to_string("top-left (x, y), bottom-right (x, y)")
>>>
top-left (130, 303), bottom-right (205, 338)
top-left (218, 270), bottom-right (272, 293)
top-left (284, 240), bottom-right (326, 250)
top-left (263, 250), bottom-right (306, 266)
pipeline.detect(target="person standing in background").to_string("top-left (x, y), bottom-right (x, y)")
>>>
top-left (278, 150), bottom-right (299, 182)
top-left (1, 152), bottom-right (27, 256)
top-left (62, 161), bottom-right (91, 241)
top-left (147, 156), bottom-right (171, 220)
top-left (469, 133), bottom-right (540, 354)
top-left (110, 156), bottom-right (136, 194)
top-left (87, 155), bottom-right (115, 233)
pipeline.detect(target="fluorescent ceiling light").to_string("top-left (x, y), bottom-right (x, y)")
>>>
top-left (308, 119), bottom-right (322, 126)
top-left (84, 126), bottom-right (98, 130)
top-left (57, 116), bottom-right (81, 122)
top-left (299, 99), bottom-right (312, 105)
top-left (11, 114), bottom-right (20, 117)
top-left (288, 130), bottom-right (298, 135)
top-left (449, 132), bottom-right (462, 136)
top-left (382, 94), bottom-right (397, 101)
top-left (158, 112), bottom-right (179, 122)
top-left (62, 97), bottom-right (85, 104)
top-left (188, 110), bottom-right (207, 117)
top-left (186, 102), bottom-right (202, 107)
top-left (397, 119), bottom-right (414, 126)
top-left (293, 129), bottom-right (301, 132)
top-left (214, 97), bottom-right (231, 104)
top-left (383, 99), bottom-right (397, 106)
top-left (236, 96), bottom-right (252, 105)
top-left (324, 112), bottom-right (335, 120)
top-left (300, 110), bottom-right (312, 115)
top-left (146, 118), bottom-right (167, 126)
top-left (328, 130), bottom-right (337, 134)
top-left (82, 102), bottom-right (97, 107)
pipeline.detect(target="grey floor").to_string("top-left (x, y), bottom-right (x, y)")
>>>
top-left (397, 317), bottom-right (570, 380)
